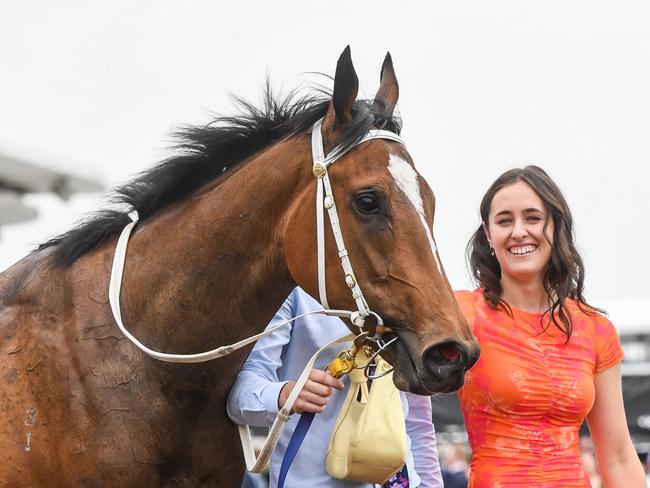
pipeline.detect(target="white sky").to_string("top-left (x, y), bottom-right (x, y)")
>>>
top-left (1, 1), bottom-right (649, 310)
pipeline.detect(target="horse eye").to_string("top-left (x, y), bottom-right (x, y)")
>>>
top-left (356, 193), bottom-right (379, 214)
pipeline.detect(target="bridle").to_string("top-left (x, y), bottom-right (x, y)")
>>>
top-left (310, 118), bottom-right (405, 330)
top-left (108, 117), bottom-right (407, 363)
top-left (107, 117), bottom-right (409, 473)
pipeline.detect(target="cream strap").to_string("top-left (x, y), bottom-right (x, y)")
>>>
top-left (108, 210), bottom-right (356, 363)
top-left (238, 332), bottom-right (355, 472)
top-left (310, 118), bottom-right (405, 327)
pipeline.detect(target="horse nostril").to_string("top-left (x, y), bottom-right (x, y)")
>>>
top-left (439, 343), bottom-right (461, 363)
top-left (424, 340), bottom-right (469, 370)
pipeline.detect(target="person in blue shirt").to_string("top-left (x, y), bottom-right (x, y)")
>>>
top-left (227, 287), bottom-right (443, 488)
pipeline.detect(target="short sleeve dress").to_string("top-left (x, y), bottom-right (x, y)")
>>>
top-left (455, 289), bottom-right (624, 487)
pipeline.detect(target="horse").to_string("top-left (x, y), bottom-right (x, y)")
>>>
top-left (0, 47), bottom-right (479, 486)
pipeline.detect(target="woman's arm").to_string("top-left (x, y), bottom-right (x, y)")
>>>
top-left (586, 364), bottom-right (645, 487)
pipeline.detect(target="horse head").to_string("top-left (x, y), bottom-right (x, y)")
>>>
top-left (285, 47), bottom-right (479, 394)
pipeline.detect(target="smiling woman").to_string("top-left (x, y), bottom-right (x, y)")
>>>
top-left (484, 180), bottom-right (555, 309)
top-left (455, 165), bottom-right (645, 487)
top-left (469, 165), bottom-right (587, 336)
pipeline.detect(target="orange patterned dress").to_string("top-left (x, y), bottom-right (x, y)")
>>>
top-left (455, 289), bottom-right (624, 487)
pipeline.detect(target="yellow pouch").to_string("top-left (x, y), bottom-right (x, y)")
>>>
top-left (325, 349), bottom-right (407, 484)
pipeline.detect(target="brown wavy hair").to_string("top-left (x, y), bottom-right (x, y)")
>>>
top-left (466, 165), bottom-right (600, 339)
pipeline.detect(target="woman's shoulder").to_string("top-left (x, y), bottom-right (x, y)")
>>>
top-left (454, 288), bottom-right (484, 304)
top-left (565, 299), bottom-right (624, 371)
top-left (564, 299), bottom-right (620, 340)
top-left (454, 289), bottom-right (485, 322)
top-left (565, 299), bottom-right (612, 326)
top-left (454, 289), bottom-right (475, 309)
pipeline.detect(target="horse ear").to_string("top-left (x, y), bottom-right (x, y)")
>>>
top-left (321, 46), bottom-right (359, 147)
top-left (332, 46), bottom-right (359, 125)
top-left (374, 52), bottom-right (399, 117)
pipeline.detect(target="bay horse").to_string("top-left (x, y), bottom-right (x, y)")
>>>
top-left (0, 47), bottom-right (479, 486)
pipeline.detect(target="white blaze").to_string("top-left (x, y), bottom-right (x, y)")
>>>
top-left (387, 154), bottom-right (443, 273)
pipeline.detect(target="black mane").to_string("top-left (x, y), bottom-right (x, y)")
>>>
top-left (38, 84), bottom-right (402, 267)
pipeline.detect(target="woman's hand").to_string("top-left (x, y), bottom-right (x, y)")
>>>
top-left (278, 369), bottom-right (344, 413)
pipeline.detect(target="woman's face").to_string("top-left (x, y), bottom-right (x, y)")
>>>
top-left (485, 181), bottom-right (554, 285)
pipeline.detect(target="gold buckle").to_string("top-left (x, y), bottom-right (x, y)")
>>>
top-left (312, 162), bottom-right (327, 178)
top-left (325, 332), bottom-right (370, 378)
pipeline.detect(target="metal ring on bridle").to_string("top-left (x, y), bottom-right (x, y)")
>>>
top-left (364, 360), bottom-right (394, 380)
top-left (350, 310), bottom-right (384, 336)
top-left (349, 311), bottom-right (366, 331)
top-left (363, 336), bottom-right (398, 379)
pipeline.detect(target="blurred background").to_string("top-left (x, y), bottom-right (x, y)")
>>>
top-left (2, 1), bottom-right (649, 486)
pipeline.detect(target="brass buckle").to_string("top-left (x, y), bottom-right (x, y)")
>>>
top-left (325, 332), bottom-right (370, 379)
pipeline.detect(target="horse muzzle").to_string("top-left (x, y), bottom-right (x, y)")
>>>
top-left (386, 332), bottom-right (480, 394)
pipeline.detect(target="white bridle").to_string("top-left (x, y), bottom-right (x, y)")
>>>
top-left (310, 118), bottom-right (406, 329)
top-left (108, 118), bottom-right (407, 363)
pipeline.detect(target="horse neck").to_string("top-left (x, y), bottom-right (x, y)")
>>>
top-left (111, 136), bottom-right (312, 353)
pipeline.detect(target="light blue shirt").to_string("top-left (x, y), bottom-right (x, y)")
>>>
top-left (227, 287), bottom-right (443, 488)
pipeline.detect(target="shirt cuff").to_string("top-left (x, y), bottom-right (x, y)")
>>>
top-left (261, 381), bottom-right (290, 415)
